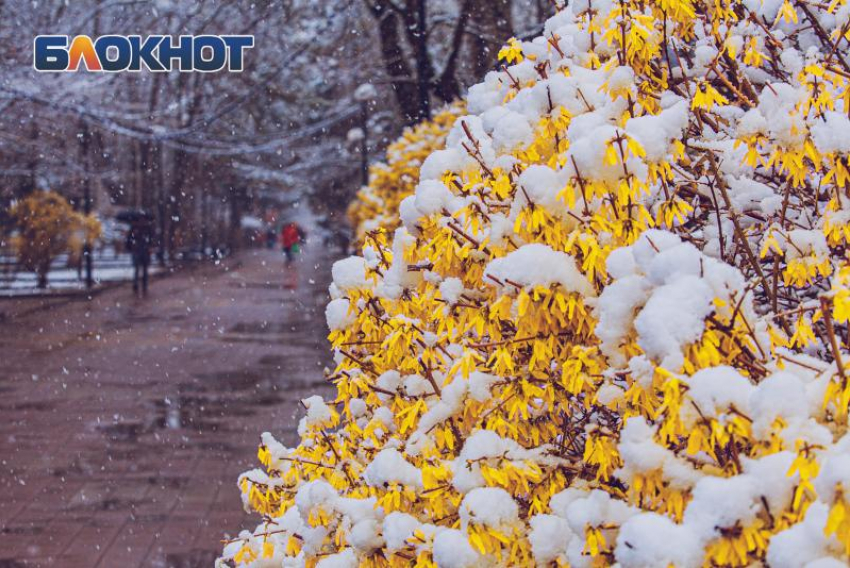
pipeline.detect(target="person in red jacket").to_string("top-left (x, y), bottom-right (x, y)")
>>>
top-left (280, 222), bottom-right (305, 263)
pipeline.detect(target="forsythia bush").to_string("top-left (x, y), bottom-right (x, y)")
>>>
top-left (347, 104), bottom-right (465, 245)
top-left (10, 191), bottom-right (100, 288)
top-left (222, 1), bottom-right (850, 566)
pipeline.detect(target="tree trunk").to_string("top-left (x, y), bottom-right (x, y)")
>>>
top-left (469, 0), bottom-right (514, 77)
top-left (412, 0), bottom-right (432, 121)
top-left (367, 0), bottom-right (422, 125)
top-left (37, 261), bottom-right (49, 289)
top-left (78, 119), bottom-right (94, 289)
top-left (228, 185), bottom-right (245, 252)
top-left (155, 144), bottom-right (167, 266)
top-left (433, 0), bottom-right (473, 103)
top-left (167, 149), bottom-right (189, 259)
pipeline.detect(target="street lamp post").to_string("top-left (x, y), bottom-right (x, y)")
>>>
top-left (201, 191), bottom-right (209, 257)
top-left (354, 84), bottom-right (377, 187)
top-left (80, 120), bottom-right (94, 290)
top-left (360, 101), bottom-right (369, 187)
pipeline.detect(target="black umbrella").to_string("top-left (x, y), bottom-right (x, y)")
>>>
top-left (115, 209), bottom-right (153, 224)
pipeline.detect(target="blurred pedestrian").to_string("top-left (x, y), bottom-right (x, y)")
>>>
top-left (265, 226), bottom-right (276, 249)
top-left (280, 222), bottom-right (305, 264)
top-left (126, 220), bottom-right (153, 297)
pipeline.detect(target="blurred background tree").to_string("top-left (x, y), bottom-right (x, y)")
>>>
top-left (10, 191), bottom-right (100, 288)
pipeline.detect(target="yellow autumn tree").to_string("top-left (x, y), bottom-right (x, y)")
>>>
top-left (10, 191), bottom-right (100, 288)
top-left (222, 1), bottom-right (850, 566)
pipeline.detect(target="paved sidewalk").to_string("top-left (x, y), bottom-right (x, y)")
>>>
top-left (0, 245), bottom-right (336, 567)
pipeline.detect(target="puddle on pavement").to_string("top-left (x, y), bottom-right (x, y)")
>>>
top-left (229, 321), bottom-right (289, 334)
top-left (98, 397), bottom-right (232, 443)
top-left (50, 455), bottom-right (97, 478)
top-left (232, 282), bottom-right (284, 290)
top-left (96, 366), bottom-right (297, 444)
top-left (151, 549), bottom-right (218, 568)
top-left (257, 354), bottom-right (288, 366)
top-left (151, 391), bottom-right (262, 430)
top-left (188, 369), bottom-right (282, 393)
top-left (223, 315), bottom-right (329, 358)
top-left (0, 399), bottom-right (54, 412)
top-left (99, 421), bottom-right (146, 442)
top-left (195, 440), bottom-right (238, 452)
top-left (1, 525), bottom-right (42, 537)
top-left (226, 320), bottom-right (323, 343)
top-left (101, 312), bottom-right (158, 331)
top-left (94, 496), bottom-right (139, 511)
top-left (146, 475), bottom-right (190, 489)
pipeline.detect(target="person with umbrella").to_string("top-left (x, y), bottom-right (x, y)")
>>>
top-left (118, 210), bottom-right (154, 297)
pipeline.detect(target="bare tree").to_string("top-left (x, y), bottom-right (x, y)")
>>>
top-left (363, 0), bottom-right (545, 124)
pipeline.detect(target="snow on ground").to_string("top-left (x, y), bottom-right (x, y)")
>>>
top-left (0, 251), bottom-right (160, 296)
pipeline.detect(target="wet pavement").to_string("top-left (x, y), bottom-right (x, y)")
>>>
top-left (0, 245), bottom-right (336, 566)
